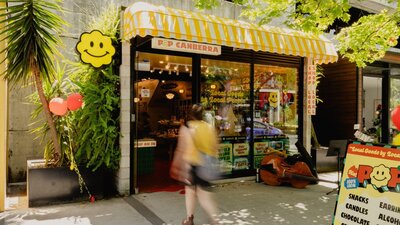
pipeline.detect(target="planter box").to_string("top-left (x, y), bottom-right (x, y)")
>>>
top-left (27, 159), bottom-right (113, 207)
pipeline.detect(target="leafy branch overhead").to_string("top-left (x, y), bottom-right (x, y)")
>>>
top-left (194, 0), bottom-right (400, 67)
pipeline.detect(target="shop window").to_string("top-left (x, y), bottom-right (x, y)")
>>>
top-left (254, 65), bottom-right (298, 136)
top-left (200, 59), bottom-right (251, 173)
top-left (200, 59), bottom-right (251, 137)
top-left (135, 53), bottom-right (193, 137)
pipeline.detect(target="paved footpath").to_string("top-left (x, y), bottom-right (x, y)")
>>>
top-left (0, 173), bottom-right (339, 225)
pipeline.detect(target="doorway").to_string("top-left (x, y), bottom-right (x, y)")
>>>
top-left (134, 52), bottom-right (193, 193)
top-left (362, 76), bottom-right (382, 142)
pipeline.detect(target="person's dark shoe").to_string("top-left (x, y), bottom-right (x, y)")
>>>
top-left (182, 215), bottom-right (194, 225)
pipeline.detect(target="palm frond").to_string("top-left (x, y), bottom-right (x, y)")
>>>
top-left (0, 0), bottom-right (66, 86)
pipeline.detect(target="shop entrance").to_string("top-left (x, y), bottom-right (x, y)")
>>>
top-left (362, 75), bottom-right (382, 142)
top-left (134, 52), bottom-right (193, 193)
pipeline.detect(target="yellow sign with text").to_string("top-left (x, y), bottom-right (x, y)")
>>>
top-left (333, 143), bottom-right (400, 225)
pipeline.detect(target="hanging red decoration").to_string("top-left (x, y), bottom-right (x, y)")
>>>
top-left (67, 93), bottom-right (83, 111)
top-left (49, 98), bottom-right (68, 116)
top-left (391, 105), bottom-right (400, 130)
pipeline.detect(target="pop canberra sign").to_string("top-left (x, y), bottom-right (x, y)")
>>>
top-left (332, 143), bottom-right (400, 225)
top-left (151, 38), bottom-right (221, 55)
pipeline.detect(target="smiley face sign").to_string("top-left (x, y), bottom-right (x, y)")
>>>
top-left (76, 30), bottom-right (116, 68)
top-left (370, 164), bottom-right (391, 188)
top-left (268, 92), bottom-right (278, 108)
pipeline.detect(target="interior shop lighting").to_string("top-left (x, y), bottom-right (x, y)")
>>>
top-left (185, 66), bottom-right (189, 72)
top-left (159, 69), bottom-right (163, 74)
top-left (179, 89), bottom-right (184, 93)
top-left (134, 97), bottom-right (140, 103)
top-left (210, 84), bottom-right (216, 89)
top-left (165, 64), bottom-right (170, 69)
top-left (165, 93), bottom-right (175, 99)
top-left (159, 60), bottom-right (164, 64)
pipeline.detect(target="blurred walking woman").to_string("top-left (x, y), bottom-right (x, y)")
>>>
top-left (182, 104), bottom-right (219, 225)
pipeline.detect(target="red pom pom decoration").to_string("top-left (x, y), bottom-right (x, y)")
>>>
top-left (49, 98), bottom-right (68, 116)
top-left (67, 93), bottom-right (83, 111)
top-left (391, 106), bottom-right (400, 130)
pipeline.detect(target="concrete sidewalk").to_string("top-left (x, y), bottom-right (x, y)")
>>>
top-left (1, 173), bottom-right (339, 225)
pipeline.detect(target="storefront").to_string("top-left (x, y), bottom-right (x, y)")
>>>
top-left (121, 2), bottom-right (338, 193)
top-left (361, 54), bottom-right (400, 144)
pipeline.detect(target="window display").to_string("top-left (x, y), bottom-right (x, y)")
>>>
top-left (254, 65), bottom-right (298, 135)
top-left (200, 59), bottom-right (251, 137)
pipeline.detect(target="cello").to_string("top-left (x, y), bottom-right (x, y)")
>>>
top-left (259, 149), bottom-right (315, 188)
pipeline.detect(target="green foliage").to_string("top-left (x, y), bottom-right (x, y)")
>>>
top-left (70, 65), bottom-right (121, 171)
top-left (68, 3), bottom-right (121, 171)
top-left (194, 0), bottom-right (221, 9)
top-left (315, 65), bottom-right (324, 104)
top-left (0, 0), bottom-right (67, 163)
top-left (28, 63), bottom-right (79, 165)
top-left (336, 11), bottom-right (400, 67)
top-left (288, 0), bottom-right (351, 33)
top-left (28, 3), bottom-right (121, 171)
top-left (391, 79), bottom-right (400, 109)
top-left (0, 0), bottom-right (66, 85)
top-left (194, 0), bottom-right (400, 68)
top-left (240, 0), bottom-right (292, 25)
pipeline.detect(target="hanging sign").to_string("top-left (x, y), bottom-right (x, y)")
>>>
top-left (76, 30), bottom-right (116, 68)
top-left (141, 89), bottom-right (150, 98)
top-left (306, 58), bottom-right (317, 115)
top-left (151, 38), bottom-right (221, 55)
top-left (332, 143), bottom-right (400, 225)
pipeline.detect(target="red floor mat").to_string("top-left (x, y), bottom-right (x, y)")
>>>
top-left (138, 159), bottom-right (185, 193)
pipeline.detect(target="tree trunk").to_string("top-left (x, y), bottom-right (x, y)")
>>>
top-left (32, 63), bottom-right (62, 165)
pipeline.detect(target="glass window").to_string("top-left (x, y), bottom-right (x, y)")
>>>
top-left (200, 59), bottom-right (251, 137)
top-left (135, 52), bottom-right (193, 138)
top-left (254, 65), bottom-right (298, 135)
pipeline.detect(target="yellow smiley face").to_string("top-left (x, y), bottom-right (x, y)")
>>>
top-left (269, 92), bottom-right (278, 108)
top-left (76, 30), bottom-right (116, 68)
top-left (370, 164), bottom-right (391, 188)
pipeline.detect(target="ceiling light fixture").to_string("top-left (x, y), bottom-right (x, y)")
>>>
top-left (165, 93), bottom-right (175, 100)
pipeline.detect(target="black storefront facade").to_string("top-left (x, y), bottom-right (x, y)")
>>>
top-left (121, 1), bottom-right (338, 193)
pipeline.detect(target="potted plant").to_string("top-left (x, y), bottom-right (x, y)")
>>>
top-left (27, 2), bottom-right (122, 206)
top-left (0, 0), bottom-right (121, 206)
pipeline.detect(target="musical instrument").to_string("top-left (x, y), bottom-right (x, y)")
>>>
top-left (259, 142), bottom-right (337, 188)
top-left (259, 149), bottom-right (315, 188)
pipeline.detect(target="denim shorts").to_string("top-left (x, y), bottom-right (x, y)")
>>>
top-left (189, 166), bottom-right (213, 191)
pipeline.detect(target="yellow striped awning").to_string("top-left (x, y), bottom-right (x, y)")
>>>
top-left (123, 2), bottom-right (338, 64)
